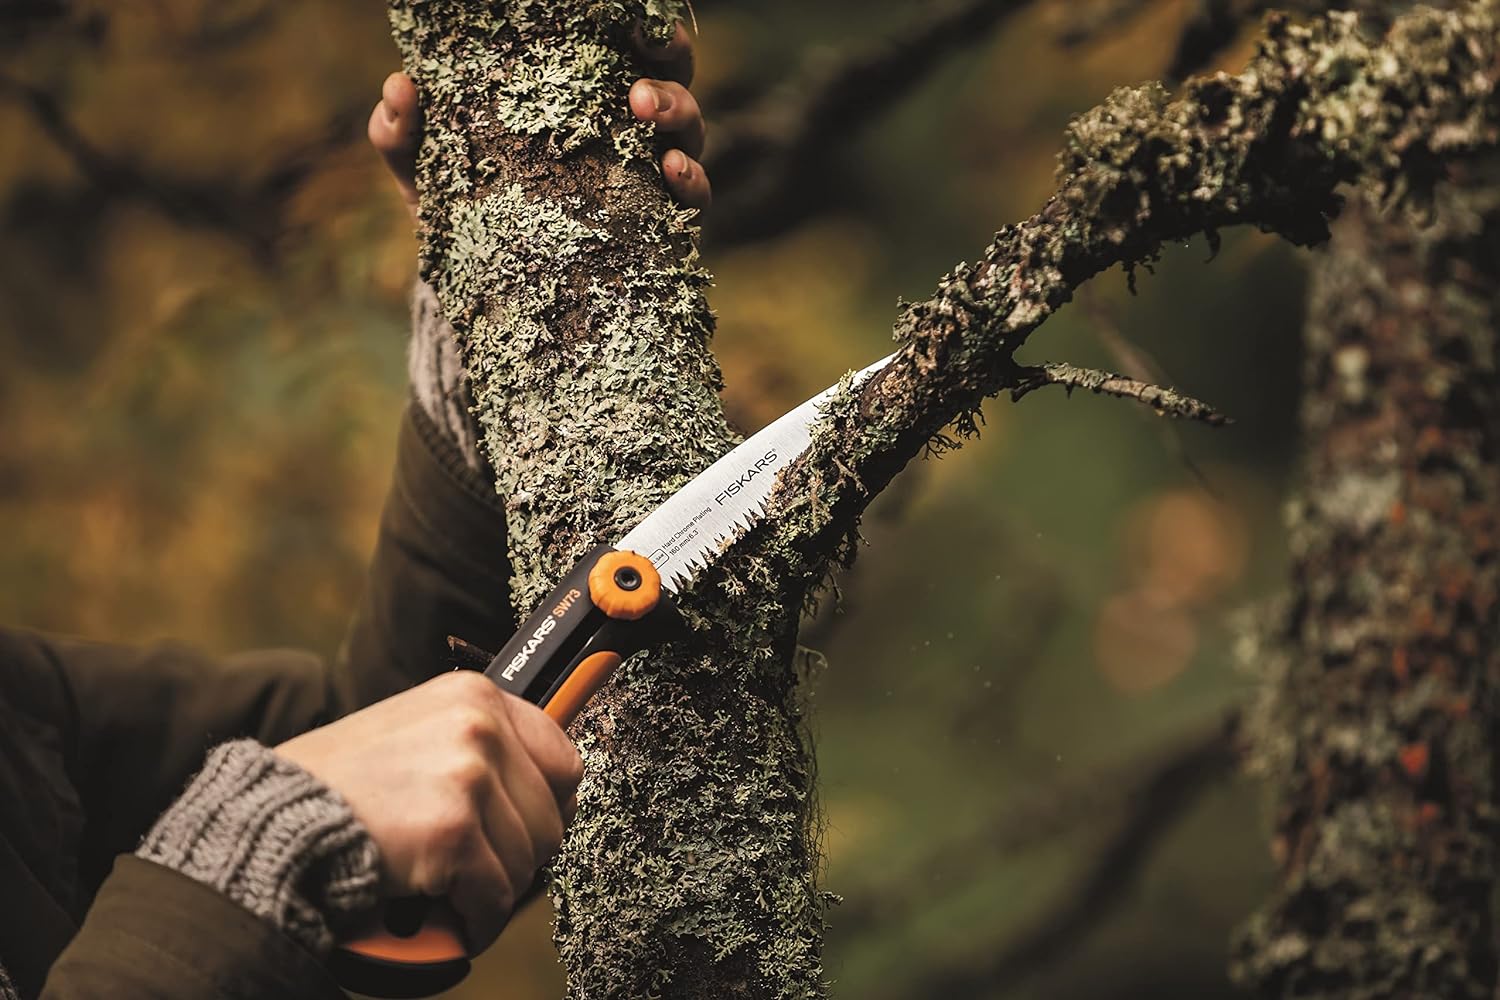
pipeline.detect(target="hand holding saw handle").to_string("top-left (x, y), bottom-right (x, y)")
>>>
top-left (328, 545), bottom-right (681, 998)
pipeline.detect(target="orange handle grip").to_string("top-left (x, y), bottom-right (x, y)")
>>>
top-left (327, 900), bottom-right (469, 997)
top-left (544, 651), bottom-right (623, 727)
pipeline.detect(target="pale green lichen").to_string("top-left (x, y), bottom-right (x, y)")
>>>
top-left (389, 1), bottom-right (831, 997)
top-left (1231, 166), bottom-right (1500, 998)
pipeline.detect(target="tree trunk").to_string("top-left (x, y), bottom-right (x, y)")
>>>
top-left (386, 2), bottom-right (829, 997)
top-left (1225, 0), bottom-right (1500, 994)
top-left (1232, 164), bottom-right (1500, 1000)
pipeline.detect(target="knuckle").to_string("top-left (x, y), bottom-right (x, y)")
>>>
top-left (449, 703), bottom-right (497, 746)
top-left (423, 804), bottom-right (475, 861)
top-left (503, 692), bottom-right (552, 737)
top-left (473, 676), bottom-right (519, 717)
top-left (442, 668), bottom-right (495, 699)
top-left (446, 755), bottom-right (492, 798)
top-left (664, 84), bottom-right (693, 115)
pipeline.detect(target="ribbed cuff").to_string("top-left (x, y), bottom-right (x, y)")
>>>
top-left (137, 740), bottom-right (381, 956)
top-left (409, 279), bottom-right (483, 469)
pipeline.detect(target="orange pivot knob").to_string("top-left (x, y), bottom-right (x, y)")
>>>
top-left (587, 550), bottom-right (661, 620)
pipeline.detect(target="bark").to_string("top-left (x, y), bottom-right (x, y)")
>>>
top-left (1228, 16), bottom-right (1500, 1000)
top-left (1232, 166), bottom-right (1500, 1000)
top-left (388, 3), bottom-right (828, 997)
top-left (387, 0), bottom-right (1497, 995)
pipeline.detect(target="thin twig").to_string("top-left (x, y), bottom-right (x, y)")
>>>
top-left (1010, 361), bottom-right (1232, 425)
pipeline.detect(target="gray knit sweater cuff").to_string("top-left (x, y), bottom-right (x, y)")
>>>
top-left (409, 279), bottom-right (482, 468)
top-left (137, 739), bottom-right (382, 956)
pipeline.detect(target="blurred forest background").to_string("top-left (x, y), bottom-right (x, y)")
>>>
top-left (0, 1), bottom-right (1314, 996)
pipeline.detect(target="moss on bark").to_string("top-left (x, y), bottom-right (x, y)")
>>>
top-left (1232, 162), bottom-right (1500, 1000)
top-left (1226, 5), bottom-right (1500, 995)
top-left (388, 3), bottom-right (829, 997)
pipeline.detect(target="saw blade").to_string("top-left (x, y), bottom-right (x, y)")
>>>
top-left (616, 353), bottom-right (894, 592)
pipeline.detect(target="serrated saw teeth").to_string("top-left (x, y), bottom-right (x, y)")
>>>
top-left (617, 353), bottom-right (894, 594)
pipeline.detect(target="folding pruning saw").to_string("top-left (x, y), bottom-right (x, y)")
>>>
top-left (330, 353), bottom-right (892, 997)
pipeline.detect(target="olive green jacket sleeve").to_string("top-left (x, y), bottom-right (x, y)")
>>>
top-left (331, 401), bottom-right (515, 709)
top-left (0, 405), bottom-right (514, 998)
top-left (44, 858), bottom-right (349, 1000)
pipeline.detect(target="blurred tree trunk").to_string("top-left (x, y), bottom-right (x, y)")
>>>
top-left (1232, 6), bottom-right (1500, 997)
top-left (386, 2), bottom-right (828, 997)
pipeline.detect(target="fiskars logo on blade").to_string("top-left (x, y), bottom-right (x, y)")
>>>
top-left (714, 449), bottom-right (778, 507)
top-left (501, 616), bottom-right (558, 681)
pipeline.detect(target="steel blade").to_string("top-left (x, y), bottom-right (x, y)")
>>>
top-left (617, 353), bottom-right (894, 592)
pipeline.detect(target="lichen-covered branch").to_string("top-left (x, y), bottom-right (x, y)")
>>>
top-left (723, 3), bottom-right (1497, 614)
top-left (1057, 3), bottom-right (1500, 994)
